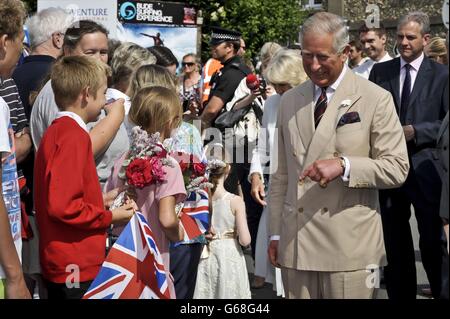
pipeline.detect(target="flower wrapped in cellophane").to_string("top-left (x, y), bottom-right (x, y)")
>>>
top-left (118, 126), bottom-right (173, 189)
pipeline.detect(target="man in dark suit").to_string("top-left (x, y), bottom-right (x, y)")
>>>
top-left (437, 111), bottom-right (449, 300)
top-left (369, 12), bottom-right (449, 299)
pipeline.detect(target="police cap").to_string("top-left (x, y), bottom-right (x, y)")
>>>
top-left (209, 27), bottom-right (241, 46)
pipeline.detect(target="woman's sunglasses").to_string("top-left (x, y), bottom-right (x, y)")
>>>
top-left (182, 62), bottom-right (195, 67)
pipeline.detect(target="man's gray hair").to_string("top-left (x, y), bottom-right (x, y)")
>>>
top-left (300, 12), bottom-right (349, 54)
top-left (26, 7), bottom-right (73, 48)
top-left (397, 11), bottom-right (430, 35)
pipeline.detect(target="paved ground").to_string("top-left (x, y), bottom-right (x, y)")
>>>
top-left (245, 208), bottom-right (432, 299)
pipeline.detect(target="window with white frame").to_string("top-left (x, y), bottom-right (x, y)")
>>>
top-left (301, 0), bottom-right (323, 9)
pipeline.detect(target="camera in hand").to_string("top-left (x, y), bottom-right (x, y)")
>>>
top-left (246, 74), bottom-right (266, 96)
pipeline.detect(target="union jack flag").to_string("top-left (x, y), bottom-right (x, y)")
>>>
top-left (178, 189), bottom-right (209, 241)
top-left (83, 212), bottom-right (170, 299)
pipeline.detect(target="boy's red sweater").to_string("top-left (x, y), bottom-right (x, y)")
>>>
top-left (34, 116), bottom-right (112, 283)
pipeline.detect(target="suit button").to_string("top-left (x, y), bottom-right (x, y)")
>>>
top-left (322, 207), bottom-right (329, 213)
top-left (444, 146), bottom-right (447, 151)
top-left (298, 207), bottom-right (304, 213)
top-left (293, 151), bottom-right (297, 156)
top-left (333, 152), bottom-right (339, 157)
top-left (298, 179), bottom-right (304, 186)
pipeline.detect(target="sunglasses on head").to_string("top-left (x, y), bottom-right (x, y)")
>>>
top-left (182, 62), bottom-right (195, 67)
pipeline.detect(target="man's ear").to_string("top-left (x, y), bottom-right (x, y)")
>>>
top-left (381, 34), bottom-right (387, 45)
top-left (52, 32), bottom-right (63, 50)
top-left (423, 33), bottom-right (431, 46)
top-left (340, 44), bottom-right (350, 62)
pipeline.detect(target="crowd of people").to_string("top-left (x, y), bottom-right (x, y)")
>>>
top-left (0, 0), bottom-right (448, 300)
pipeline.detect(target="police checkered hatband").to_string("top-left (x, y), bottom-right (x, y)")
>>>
top-left (211, 32), bottom-right (240, 41)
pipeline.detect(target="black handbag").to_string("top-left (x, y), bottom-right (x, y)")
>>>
top-left (214, 104), bottom-right (251, 131)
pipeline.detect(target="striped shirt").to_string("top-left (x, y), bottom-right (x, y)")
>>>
top-left (0, 77), bottom-right (28, 133)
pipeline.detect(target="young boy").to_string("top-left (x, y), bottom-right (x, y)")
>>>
top-left (0, 0), bottom-right (31, 299)
top-left (34, 56), bottom-right (135, 299)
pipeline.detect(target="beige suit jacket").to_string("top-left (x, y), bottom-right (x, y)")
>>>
top-left (268, 70), bottom-right (409, 272)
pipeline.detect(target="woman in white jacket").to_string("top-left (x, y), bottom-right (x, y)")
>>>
top-left (249, 49), bottom-right (308, 296)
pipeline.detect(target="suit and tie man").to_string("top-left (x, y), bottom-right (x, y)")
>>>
top-left (369, 12), bottom-right (449, 299)
top-left (267, 12), bottom-right (409, 299)
top-left (437, 111), bottom-right (449, 300)
top-left (353, 23), bottom-right (392, 79)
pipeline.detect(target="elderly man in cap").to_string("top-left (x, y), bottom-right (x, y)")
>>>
top-left (200, 27), bottom-right (251, 128)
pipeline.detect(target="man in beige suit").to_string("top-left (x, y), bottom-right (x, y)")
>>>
top-left (268, 12), bottom-right (410, 299)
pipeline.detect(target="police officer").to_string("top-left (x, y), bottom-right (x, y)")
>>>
top-left (200, 27), bottom-right (251, 129)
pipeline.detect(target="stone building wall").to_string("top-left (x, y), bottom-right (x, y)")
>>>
top-left (321, 0), bottom-right (447, 55)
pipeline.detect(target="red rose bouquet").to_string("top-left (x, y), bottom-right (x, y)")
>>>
top-left (118, 126), bottom-right (172, 189)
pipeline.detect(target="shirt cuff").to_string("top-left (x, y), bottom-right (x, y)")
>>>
top-left (270, 235), bottom-right (280, 241)
top-left (341, 156), bottom-right (350, 182)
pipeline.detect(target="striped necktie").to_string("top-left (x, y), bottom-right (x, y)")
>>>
top-left (314, 86), bottom-right (328, 127)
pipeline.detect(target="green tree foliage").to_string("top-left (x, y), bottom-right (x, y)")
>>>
top-left (187, 0), bottom-right (308, 62)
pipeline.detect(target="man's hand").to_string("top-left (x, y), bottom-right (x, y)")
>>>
top-left (268, 240), bottom-right (281, 267)
top-left (403, 125), bottom-right (415, 142)
top-left (250, 173), bottom-right (267, 206)
top-left (300, 158), bottom-right (344, 186)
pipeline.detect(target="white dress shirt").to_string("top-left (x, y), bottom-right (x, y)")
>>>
top-left (399, 52), bottom-right (424, 101)
top-left (353, 52), bottom-right (393, 79)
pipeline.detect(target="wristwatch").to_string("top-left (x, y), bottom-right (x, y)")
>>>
top-left (339, 157), bottom-right (346, 175)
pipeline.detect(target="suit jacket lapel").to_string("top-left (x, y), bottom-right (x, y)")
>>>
top-left (408, 57), bottom-right (432, 107)
top-left (304, 71), bottom-right (361, 168)
top-left (389, 58), bottom-right (401, 111)
top-left (296, 81), bottom-right (314, 150)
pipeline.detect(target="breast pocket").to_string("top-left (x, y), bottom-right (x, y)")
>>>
top-left (336, 122), bottom-right (362, 134)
